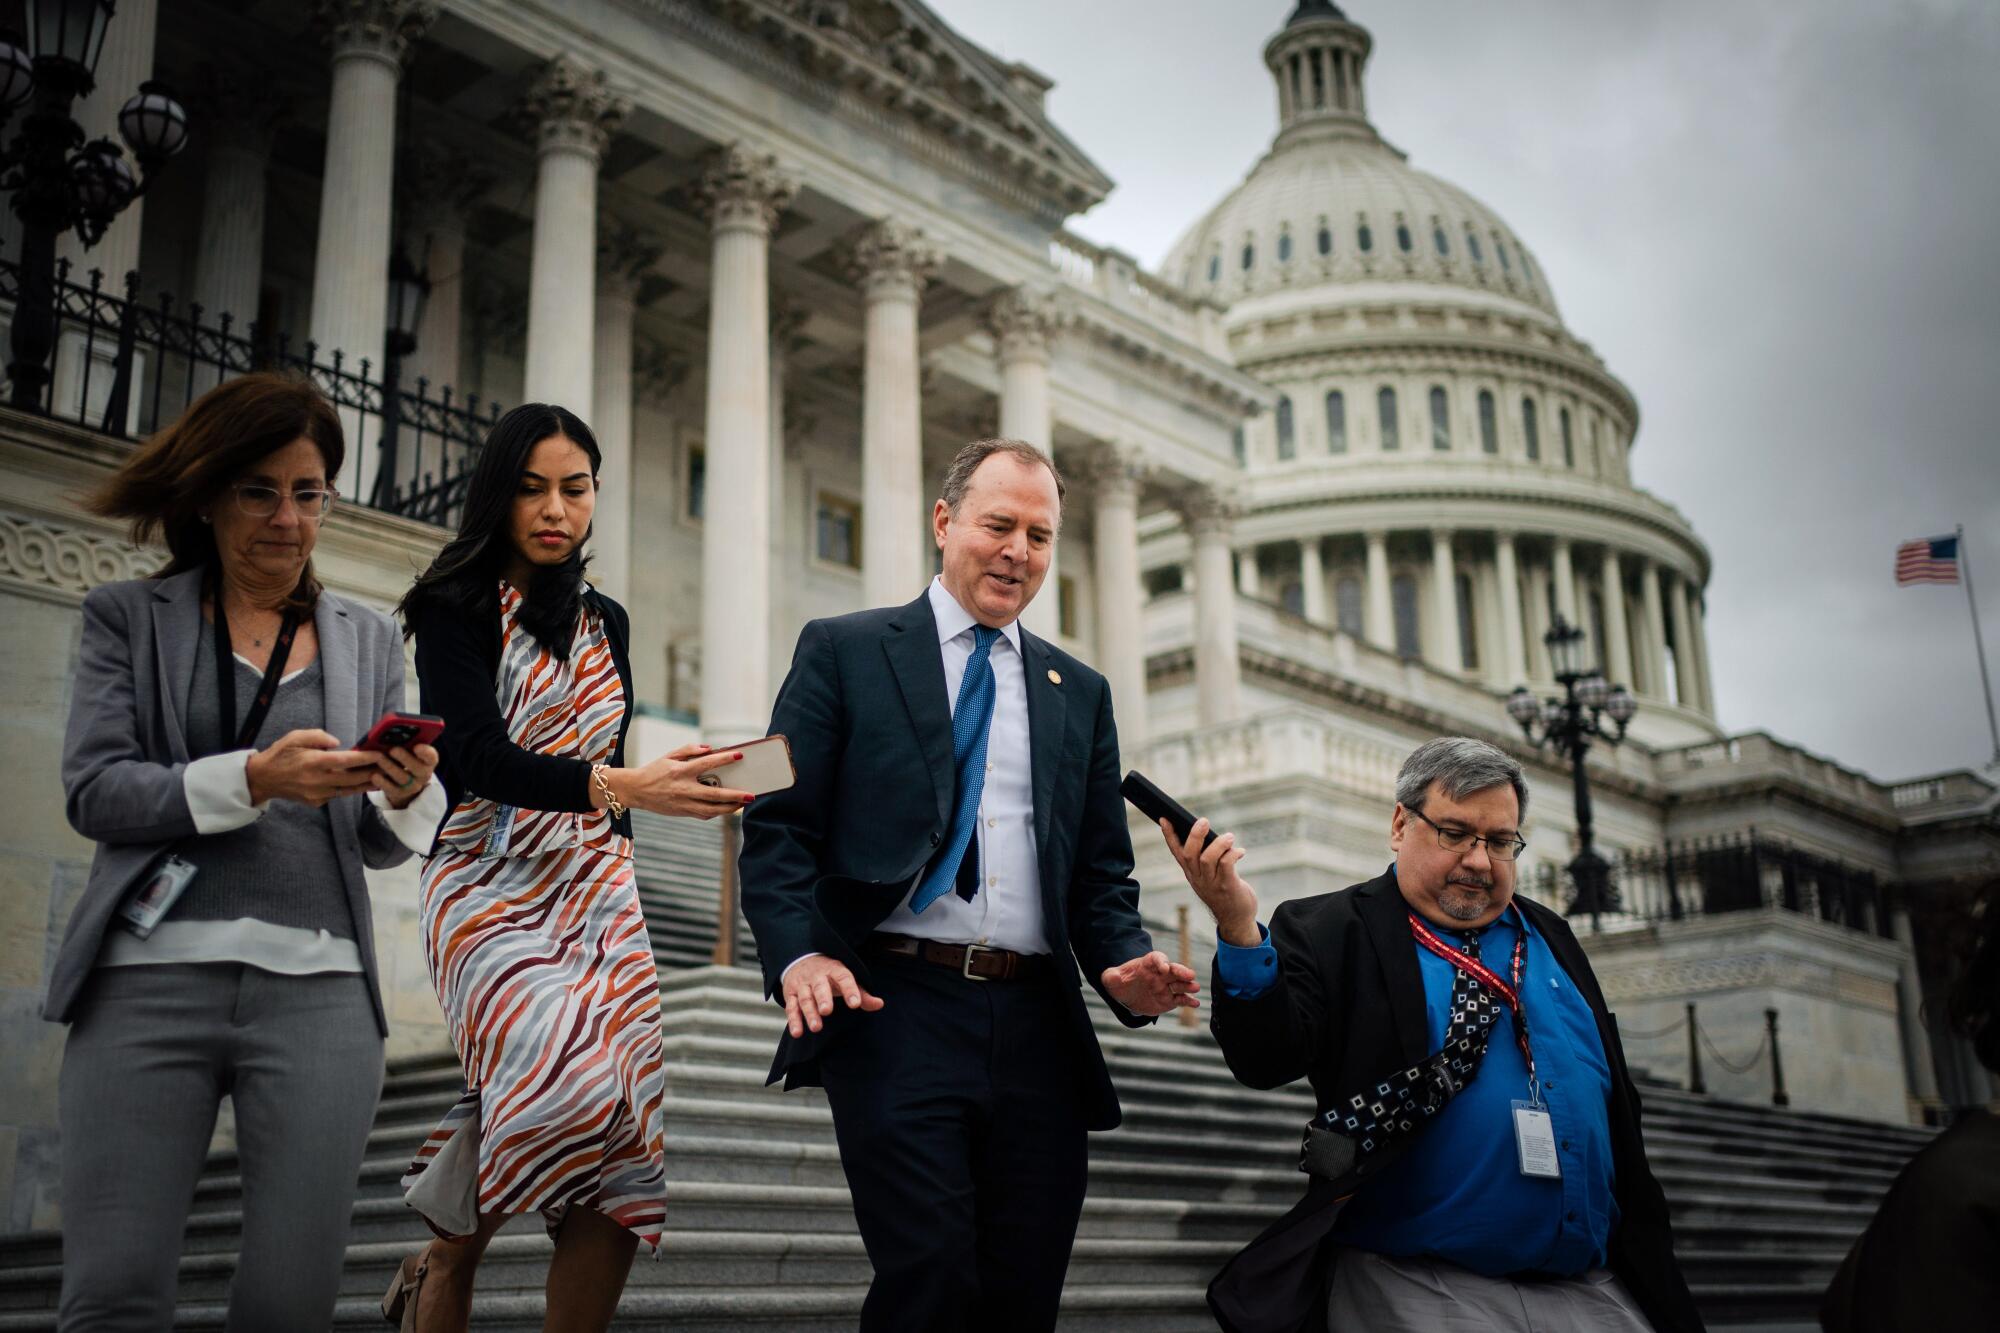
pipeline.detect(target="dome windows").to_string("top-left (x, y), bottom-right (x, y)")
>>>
top-left (1522, 397), bottom-right (1540, 461)
top-left (1207, 252), bottom-right (1220, 283)
top-left (1276, 395), bottom-right (1297, 460)
top-left (1325, 390), bottom-right (1347, 453)
top-left (1377, 386), bottom-right (1399, 450)
top-left (1278, 229), bottom-right (1294, 263)
top-left (1357, 216), bottom-right (1374, 252)
top-left (1317, 223), bottom-right (1333, 256)
top-left (1559, 407), bottom-right (1575, 468)
top-left (1496, 237), bottom-right (1512, 271)
top-left (1429, 385), bottom-right (1451, 451)
top-left (1241, 240), bottom-right (1256, 271)
top-left (1392, 573), bottom-right (1422, 658)
top-left (1478, 390), bottom-right (1498, 454)
top-left (1434, 225), bottom-right (1449, 257)
top-left (1396, 221), bottom-right (1413, 253)
top-left (1466, 230), bottom-right (1484, 264)
top-left (1231, 424), bottom-right (1245, 463)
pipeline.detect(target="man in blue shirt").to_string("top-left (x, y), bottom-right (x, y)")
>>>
top-left (1163, 737), bottom-right (1702, 1333)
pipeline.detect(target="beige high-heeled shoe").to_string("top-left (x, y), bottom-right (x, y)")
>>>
top-left (380, 1250), bottom-right (430, 1330)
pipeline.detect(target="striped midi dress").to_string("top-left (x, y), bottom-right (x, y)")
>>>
top-left (401, 583), bottom-right (668, 1253)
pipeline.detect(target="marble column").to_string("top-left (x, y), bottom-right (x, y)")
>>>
top-left (1551, 537), bottom-right (1579, 627)
top-left (988, 287), bottom-right (1064, 637)
top-left (1687, 587), bottom-right (1717, 714)
top-left (851, 220), bottom-right (941, 609)
top-left (769, 300), bottom-right (809, 640)
top-left (56, 0), bottom-right (159, 286)
top-left (521, 57), bottom-right (627, 412)
top-left (1237, 548), bottom-right (1261, 599)
top-left (696, 145), bottom-right (797, 743)
top-left (1494, 533), bottom-right (1528, 686)
top-left (1669, 573), bottom-right (1702, 710)
top-left (1430, 529), bottom-right (1463, 673)
top-left (1363, 529), bottom-right (1393, 652)
top-left (1186, 488), bottom-right (1242, 727)
top-left (1087, 445), bottom-right (1147, 750)
top-left (1525, 557), bottom-right (1554, 681)
top-left (397, 141), bottom-right (492, 398)
top-left (307, 0), bottom-right (435, 504)
top-left (589, 225), bottom-right (659, 606)
top-left (1600, 549), bottom-right (1635, 688)
top-left (1300, 537), bottom-right (1328, 624)
top-left (190, 71), bottom-right (287, 328)
top-left (1640, 559), bottom-right (1670, 700)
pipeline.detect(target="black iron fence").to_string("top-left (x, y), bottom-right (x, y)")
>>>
top-left (0, 256), bottom-right (500, 530)
top-left (1531, 831), bottom-right (1895, 939)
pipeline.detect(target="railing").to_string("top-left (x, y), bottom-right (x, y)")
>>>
top-left (0, 256), bottom-right (501, 531)
top-left (1048, 228), bottom-right (1223, 353)
top-left (1531, 832), bottom-right (1895, 939)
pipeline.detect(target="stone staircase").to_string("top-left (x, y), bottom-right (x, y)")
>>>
top-left (0, 813), bottom-right (1934, 1330)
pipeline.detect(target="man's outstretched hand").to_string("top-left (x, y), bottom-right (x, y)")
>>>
top-left (780, 953), bottom-right (884, 1037)
top-left (1101, 950), bottom-right (1200, 1017)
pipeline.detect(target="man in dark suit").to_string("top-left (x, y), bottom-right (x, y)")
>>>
top-left (740, 438), bottom-right (1198, 1331)
top-left (1164, 736), bottom-right (1703, 1333)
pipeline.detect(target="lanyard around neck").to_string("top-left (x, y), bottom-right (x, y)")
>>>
top-left (212, 577), bottom-right (303, 751)
top-left (1408, 908), bottom-right (1540, 1095)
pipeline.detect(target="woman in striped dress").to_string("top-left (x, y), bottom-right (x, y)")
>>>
top-left (389, 405), bottom-right (754, 1332)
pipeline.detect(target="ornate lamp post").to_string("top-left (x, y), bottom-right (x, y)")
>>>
top-left (1506, 612), bottom-right (1638, 930)
top-left (0, 4), bottom-right (188, 410)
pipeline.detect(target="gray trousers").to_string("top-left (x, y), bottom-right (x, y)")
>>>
top-left (1328, 1247), bottom-right (1656, 1332)
top-left (57, 963), bottom-right (384, 1332)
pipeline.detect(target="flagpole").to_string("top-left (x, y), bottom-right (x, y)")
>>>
top-left (1958, 524), bottom-right (2000, 768)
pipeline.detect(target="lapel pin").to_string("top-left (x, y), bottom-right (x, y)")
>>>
top-left (1047, 669), bottom-right (1062, 686)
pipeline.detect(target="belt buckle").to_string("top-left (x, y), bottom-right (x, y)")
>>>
top-left (960, 942), bottom-right (993, 981)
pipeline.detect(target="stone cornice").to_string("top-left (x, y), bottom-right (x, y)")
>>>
top-left (847, 220), bottom-right (942, 299)
top-left (311, 0), bottom-right (438, 67)
top-left (695, 143), bottom-right (800, 234)
top-left (618, 0), bottom-right (1110, 220)
top-left (1065, 303), bottom-right (1272, 417)
top-left (519, 55), bottom-right (631, 161)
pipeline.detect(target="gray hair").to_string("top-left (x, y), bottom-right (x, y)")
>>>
top-left (940, 437), bottom-right (1066, 516)
top-left (1395, 737), bottom-right (1529, 823)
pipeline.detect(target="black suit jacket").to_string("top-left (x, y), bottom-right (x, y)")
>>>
top-left (1206, 872), bottom-right (1704, 1333)
top-left (739, 590), bottom-right (1154, 1130)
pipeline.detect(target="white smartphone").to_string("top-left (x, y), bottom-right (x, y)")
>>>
top-left (698, 734), bottom-right (796, 797)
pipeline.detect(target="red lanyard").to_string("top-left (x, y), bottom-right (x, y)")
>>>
top-left (1407, 910), bottom-right (1540, 1095)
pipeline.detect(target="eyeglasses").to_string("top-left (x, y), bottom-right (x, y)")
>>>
top-left (1409, 807), bottom-right (1527, 862)
top-left (229, 482), bottom-right (336, 520)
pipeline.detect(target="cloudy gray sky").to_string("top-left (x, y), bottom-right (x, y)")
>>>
top-left (929, 0), bottom-right (2000, 784)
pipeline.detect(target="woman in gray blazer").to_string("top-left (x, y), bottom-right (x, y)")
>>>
top-left (51, 372), bottom-right (443, 1331)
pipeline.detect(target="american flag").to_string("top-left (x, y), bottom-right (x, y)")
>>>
top-left (1895, 535), bottom-right (1960, 585)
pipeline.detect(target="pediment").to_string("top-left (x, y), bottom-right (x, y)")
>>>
top-left (693, 0), bottom-right (1115, 215)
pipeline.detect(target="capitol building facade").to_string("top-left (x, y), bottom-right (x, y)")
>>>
top-left (0, 0), bottom-right (1993, 1230)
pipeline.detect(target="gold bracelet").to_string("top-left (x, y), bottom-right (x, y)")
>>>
top-left (592, 764), bottom-right (626, 819)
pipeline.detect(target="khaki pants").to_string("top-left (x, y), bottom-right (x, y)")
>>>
top-left (1327, 1247), bottom-right (1656, 1332)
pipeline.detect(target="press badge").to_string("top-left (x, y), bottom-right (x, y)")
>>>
top-left (117, 854), bottom-right (197, 939)
top-left (1511, 1101), bottom-right (1562, 1178)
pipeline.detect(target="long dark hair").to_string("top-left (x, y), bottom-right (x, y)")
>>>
top-left (397, 403), bottom-right (602, 659)
top-left (83, 372), bottom-right (345, 614)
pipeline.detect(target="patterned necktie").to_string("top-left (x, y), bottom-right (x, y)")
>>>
top-left (1309, 928), bottom-right (1506, 1162)
top-left (912, 624), bottom-right (1002, 914)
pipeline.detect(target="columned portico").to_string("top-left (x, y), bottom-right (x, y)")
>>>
top-left (591, 226), bottom-right (659, 606)
top-left (696, 145), bottom-right (797, 743)
top-left (852, 221), bottom-right (941, 609)
top-left (307, 0), bottom-right (435, 502)
top-left (1087, 446), bottom-right (1148, 749)
top-left (1186, 489), bottom-right (1243, 727)
top-left (988, 287), bottom-right (1064, 638)
top-left (191, 72), bottom-right (286, 325)
top-left (521, 57), bottom-right (628, 412)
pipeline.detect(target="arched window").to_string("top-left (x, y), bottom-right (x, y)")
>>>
top-left (1428, 385), bottom-right (1451, 451)
top-left (1467, 231), bottom-right (1484, 264)
top-left (1522, 397), bottom-right (1540, 461)
top-left (1280, 578), bottom-right (1305, 616)
top-left (1231, 424), bottom-right (1245, 463)
top-left (1317, 224), bottom-right (1333, 256)
top-left (1478, 389), bottom-right (1498, 454)
top-left (1325, 390), bottom-right (1347, 453)
top-left (1559, 407), bottom-right (1575, 468)
top-left (1496, 237), bottom-right (1512, 271)
top-left (1377, 386), bottom-right (1399, 451)
top-left (1276, 396), bottom-right (1296, 460)
top-left (1241, 241), bottom-right (1255, 270)
top-left (1358, 220), bottom-right (1374, 253)
top-left (1208, 253), bottom-right (1220, 282)
top-left (1335, 575), bottom-right (1364, 637)
top-left (1456, 571), bottom-right (1480, 671)
top-left (1434, 226), bottom-right (1449, 256)
top-left (1392, 573), bottom-right (1422, 659)
top-left (1278, 230), bottom-right (1293, 263)
top-left (1396, 222), bottom-right (1413, 252)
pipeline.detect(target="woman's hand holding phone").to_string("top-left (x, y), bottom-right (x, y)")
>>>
top-left (605, 743), bottom-right (756, 820)
top-left (367, 742), bottom-right (440, 807)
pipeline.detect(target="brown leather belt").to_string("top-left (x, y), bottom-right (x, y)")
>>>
top-left (867, 932), bottom-right (1055, 982)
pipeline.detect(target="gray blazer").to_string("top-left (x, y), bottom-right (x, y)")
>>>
top-left (51, 567), bottom-right (415, 1035)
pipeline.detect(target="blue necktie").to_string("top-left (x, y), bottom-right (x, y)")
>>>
top-left (912, 624), bottom-right (1001, 914)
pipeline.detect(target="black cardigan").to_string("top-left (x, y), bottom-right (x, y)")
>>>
top-left (1205, 872), bottom-right (1705, 1333)
top-left (409, 586), bottom-right (635, 845)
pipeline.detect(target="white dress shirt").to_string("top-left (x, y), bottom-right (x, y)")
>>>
top-left (780, 579), bottom-right (1049, 983)
top-left (873, 578), bottom-right (1049, 955)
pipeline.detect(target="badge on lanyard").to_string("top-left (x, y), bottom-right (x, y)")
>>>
top-left (1511, 1099), bottom-right (1562, 1178)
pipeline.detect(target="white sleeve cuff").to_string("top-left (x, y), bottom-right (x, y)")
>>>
top-left (779, 953), bottom-right (826, 987)
top-left (183, 750), bottom-right (264, 835)
top-left (368, 776), bottom-right (447, 855)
